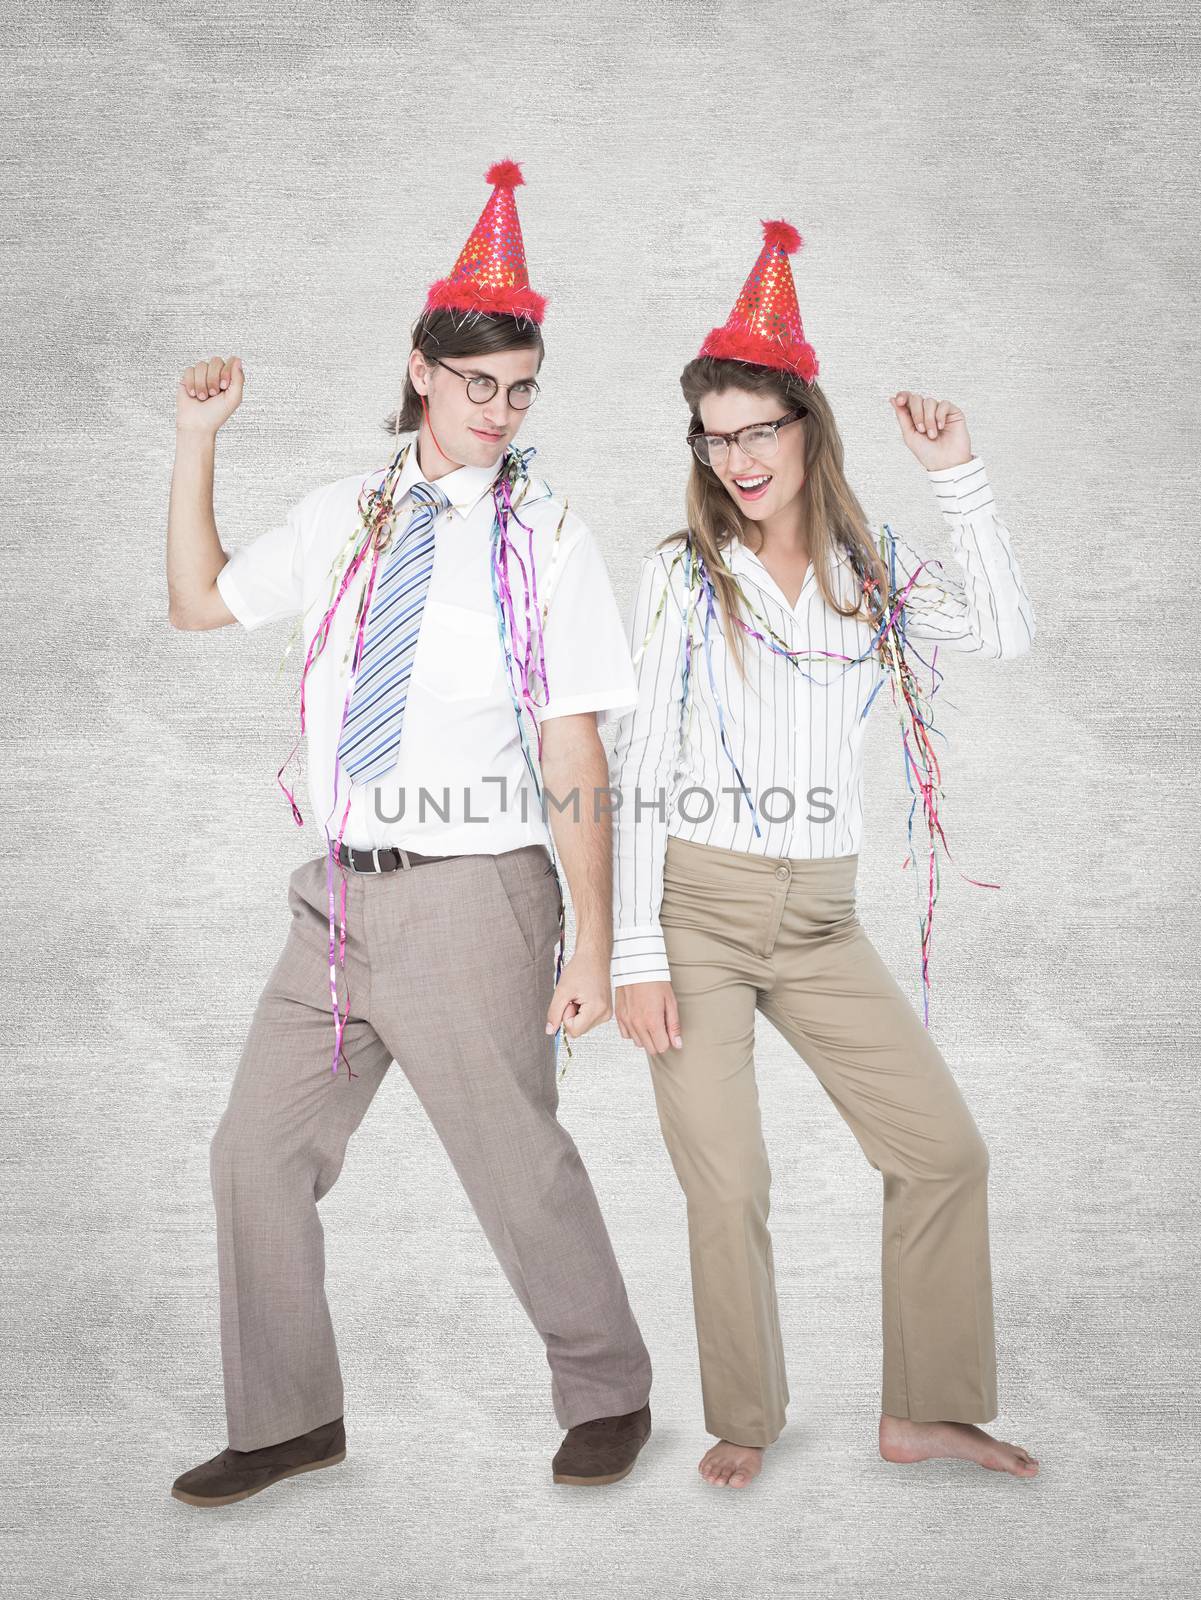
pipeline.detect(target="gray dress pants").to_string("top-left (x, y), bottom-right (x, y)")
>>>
top-left (209, 844), bottom-right (652, 1450)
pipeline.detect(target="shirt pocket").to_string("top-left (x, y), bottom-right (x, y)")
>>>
top-left (412, 599), bottom-right (502, 701)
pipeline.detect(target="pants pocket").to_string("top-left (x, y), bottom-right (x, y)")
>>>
top-left (490, 851), bottom-right (540, 964)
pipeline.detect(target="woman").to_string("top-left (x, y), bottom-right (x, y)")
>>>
top-left (609, 219), bottom-right (1039, 1489)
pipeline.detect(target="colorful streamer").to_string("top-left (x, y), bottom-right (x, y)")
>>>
top-left (633, 527), bottom-right (1001, 1026)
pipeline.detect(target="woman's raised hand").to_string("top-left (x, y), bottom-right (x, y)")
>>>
top-left (890, 390), bottom-right (972, 471)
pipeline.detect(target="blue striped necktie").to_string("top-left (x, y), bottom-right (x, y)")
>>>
top-left (337, 479), bottom-right (451, 785)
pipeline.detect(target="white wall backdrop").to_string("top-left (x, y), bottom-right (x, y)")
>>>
top-left (4, 2), bottom-right (1197, 1596)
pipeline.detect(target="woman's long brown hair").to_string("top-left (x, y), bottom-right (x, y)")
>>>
top-left (664, 356), bottom-right (890, 680)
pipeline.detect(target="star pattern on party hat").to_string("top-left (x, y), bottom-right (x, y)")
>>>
top-left (699, 219), bottom-right (819, 382)
top-left (424, 159), bottom-right (548, 325)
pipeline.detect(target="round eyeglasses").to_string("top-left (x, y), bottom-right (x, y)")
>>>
top-left (687, 405), bottom-right (807, 468)
top-left (428, 356), bottom-right (540, 410)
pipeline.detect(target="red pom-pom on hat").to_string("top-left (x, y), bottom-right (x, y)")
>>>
top-left (761, 219), bottom-right (802, 253)
top-left (484, 159), bottom-right (525, 188)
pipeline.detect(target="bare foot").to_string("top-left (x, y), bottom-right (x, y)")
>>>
top-left (698, 1439), bottom-right (764, 1488)
top-left (879, 1413), bottom-right (1039, 1477)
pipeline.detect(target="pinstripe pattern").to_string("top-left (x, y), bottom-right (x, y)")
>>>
top-left (337, 480), bottom-right (450, 786)
top-left (608, 456), bottom-right (1037, 986)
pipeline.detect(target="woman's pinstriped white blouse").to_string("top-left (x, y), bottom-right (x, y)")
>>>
top-left (607, 456), bottom-right (1036, 988)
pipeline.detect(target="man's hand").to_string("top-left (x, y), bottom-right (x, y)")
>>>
top-left (177, 353), bottom-right (245, 437)
top-left (546, 942), bottom-right (613, 1041)
top-left (615, 980), bottom-right (683, 1056)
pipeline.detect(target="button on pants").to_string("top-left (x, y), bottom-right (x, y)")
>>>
top-left (209, 845), bottom-right (652, 1450)
top-left (646, 833), bottom-right (997, 1448)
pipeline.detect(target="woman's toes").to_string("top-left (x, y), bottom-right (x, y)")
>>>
top-left (699, 1442), bottom-right (763, 1487)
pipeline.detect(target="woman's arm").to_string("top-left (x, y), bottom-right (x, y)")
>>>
top-left (884, 391), bottom-right (1035, 659)
top-left (608, 549), bottom-right (688, 989)
top-left (888, 456), bottom-right (1036, 658)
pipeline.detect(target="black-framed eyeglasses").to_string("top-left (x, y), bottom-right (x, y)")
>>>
top-left (428, 356), bottom-right (540, 410)
top-left (687, 405), bottom-right (808, 467)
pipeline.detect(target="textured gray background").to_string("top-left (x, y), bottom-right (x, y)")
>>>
top-left (4, 1), bottom-right (1198, 1595)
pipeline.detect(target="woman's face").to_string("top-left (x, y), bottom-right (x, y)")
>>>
top-left (696, 385), bottom-right (807, 526)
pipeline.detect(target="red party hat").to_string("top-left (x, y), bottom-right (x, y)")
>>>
top-left (424, 159), bottom-right (547, 325)
top-left (698, 219), bottom-right (818, 381)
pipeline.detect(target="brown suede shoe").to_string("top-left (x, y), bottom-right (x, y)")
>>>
top-left (552, 1403), bottom-right (651, 1486)
top-left (171, 1416), bottom-right (346, 1507)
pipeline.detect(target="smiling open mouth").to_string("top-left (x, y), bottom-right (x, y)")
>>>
top-left (733, 473), bottom-right (772, 498)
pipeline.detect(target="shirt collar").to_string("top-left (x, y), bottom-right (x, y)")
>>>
top-left (719, 537), bottom-right (845, 606)
top-left (392, 438), bottom-right (507, 518)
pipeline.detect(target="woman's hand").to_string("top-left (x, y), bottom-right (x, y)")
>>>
top-left (890, 390), bottom-right (972, 471)
top-left (615, 980), bottom-right (683, 1056)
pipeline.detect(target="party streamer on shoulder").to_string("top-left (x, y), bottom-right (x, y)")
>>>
top-left (263, 439), bottom-right (576, 1083)
top-left (634, 527), bottom-right (1001, 1026)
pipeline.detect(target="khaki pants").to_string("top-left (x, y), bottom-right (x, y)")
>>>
top-left (210, 846), bottom-right (652, 1451)
top-left (647, 833), bottom-right (997, 1447)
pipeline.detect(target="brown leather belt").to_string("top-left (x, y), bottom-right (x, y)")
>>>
top-left (335, 842), bottom-right (457, 874)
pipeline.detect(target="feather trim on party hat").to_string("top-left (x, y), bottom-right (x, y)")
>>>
top-left (424, 158), bottom-right (547, 325)
top-left (698, 217), bottom-right (818, 381)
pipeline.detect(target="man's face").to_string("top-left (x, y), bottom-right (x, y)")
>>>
top-left (409, 344), bottom-right (542, 469)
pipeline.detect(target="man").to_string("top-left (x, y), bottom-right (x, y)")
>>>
top-left (165, 160), bottom-right (652, 1506)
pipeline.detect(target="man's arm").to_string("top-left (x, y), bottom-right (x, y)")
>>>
top-left (166, 354), bottom-right (244, 631)
top-left (539, 711), bottom-right (616, 1037)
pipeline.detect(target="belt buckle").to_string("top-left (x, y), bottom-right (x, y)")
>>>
top-left (350, 845), bottom-right (413, 872)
